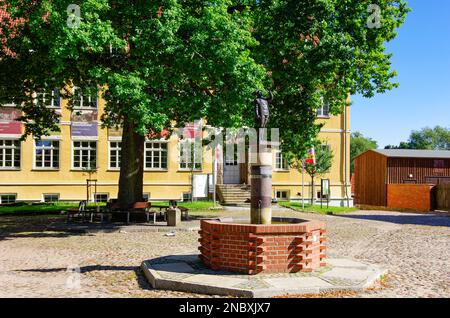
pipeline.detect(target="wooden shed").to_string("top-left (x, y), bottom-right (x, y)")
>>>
top-left (354, 149), bottom-right (450, 209)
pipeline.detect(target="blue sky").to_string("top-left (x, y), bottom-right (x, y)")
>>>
top-left (351, 0), bottom-right (450, 148)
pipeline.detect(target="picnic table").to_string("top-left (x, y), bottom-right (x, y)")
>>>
top-left (150, 204), bottom-right (189, 221)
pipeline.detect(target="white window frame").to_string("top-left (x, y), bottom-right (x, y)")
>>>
top-left (34, 139), bottom-right (60, 170)
top-left (144, 141), bottom-right (168, 171)
top-left (274, 150), bottom-right (289, 171)
top-left (72, 141), bottom-right (97, 170)
top-left (108, 141), bottom-right (121, 170)
top-left (316, 97), bottom-right (330, 118)
top-left (94, 193), bottom-right (109, 203)
top-left (43, 193), bottom-right (60, 203)
top-left (179, 140), bottom-right (202, 171)
top-left (0, 193), bottom-right (17, 204)
top-left (0, 139), bottom-right (21, 170)
top-left (36, 88), bottom-right (61, 108)
top-left (276, 190), bottom-right (290, 200)
top-left (72, 86), bottom-right (98, 109)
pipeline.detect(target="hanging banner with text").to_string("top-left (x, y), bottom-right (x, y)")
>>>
top-left (71, 110), bottom-right (98, 137)
top-left (0, 108), bottom-right (22, 135)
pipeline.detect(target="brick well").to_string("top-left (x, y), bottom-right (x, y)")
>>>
top-left (198, 219), bottom-right (326, 274)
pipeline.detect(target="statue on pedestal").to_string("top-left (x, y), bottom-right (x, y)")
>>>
top-left (254, 90), bottom-right (272, 128)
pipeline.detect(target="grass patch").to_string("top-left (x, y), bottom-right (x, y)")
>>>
top-left (150, 200), bottom-right (223, 211)
top-left (0, 202), bottom-right (105, 215)
top-left (279, 201), bottom-right (358, 215)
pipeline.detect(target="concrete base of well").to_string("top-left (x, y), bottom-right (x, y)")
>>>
top-left (141, 253), bottom-right (387, 298)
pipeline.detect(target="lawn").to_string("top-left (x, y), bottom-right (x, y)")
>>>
top-left (278, 201), bottom-right (358, 214)
top-left (0, 200), bottom-right (222, 215)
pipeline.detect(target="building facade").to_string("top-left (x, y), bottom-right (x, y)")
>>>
top-left (0, 88), bottom-right (351, 205)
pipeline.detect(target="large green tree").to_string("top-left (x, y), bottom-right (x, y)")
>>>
top-left (385, 126), bottom-right (450, 150)
top-left (350, 131), bottom-right (378, 173)
top-left (0, 0), bottom-right (409, 204)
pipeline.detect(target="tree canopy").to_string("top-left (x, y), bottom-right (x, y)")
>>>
top-left (0, 0), bottom-right (409, 203)
top-left (350, 131), bottom-right (378, 173)
top-left (385, 126), bottom-right (450, 150)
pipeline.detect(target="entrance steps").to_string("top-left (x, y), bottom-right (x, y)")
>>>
top-left (216, 184), bottom-right (251, 206)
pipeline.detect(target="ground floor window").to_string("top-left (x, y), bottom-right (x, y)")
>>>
top-left (35, 140), bottom-right (60, 169)
top-left (73, 141), bottom-right (97, 169)
top-left (43, 194), bottom-right (59, 203)
top-left (94, 193), bottom-right (109, 203)
top-left (179, 140), bottom-right (202, 170)
top-left (0, 194), bottom-right (16, 204)
top-left (145, 141), bottom-right (168, 170)
top-left (276, 190), bottom-right (290, 200)
top-left (0, 140), bottom-right (20, 169)
top-left (109, 141), bottom-right (121, 169)
top-left (142, 193), bottom-right (150, 202)
top-left (182, 192), bottom-right (192, 202)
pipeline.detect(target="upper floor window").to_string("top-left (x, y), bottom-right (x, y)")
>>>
top-left (37, 88), bottom-right (60, 108)
top-left (275, 150), bottom-right (289, 170)
top-left (179, 140), bottom-right (202, 170)
top-left (145, 141), bottom-right (168, 170)
top-left (316, 97), bottom-right (329, 117)
top-left (35, 140), bottom-right (59, 169)
top-left (73, 86), bottom-right (98, 108)
top-left (73, 141), bottom-right (97, 169)
top-left (0, 140), bottom-right (20, 169)
top-left (109, 141), bottom-right (121, 169)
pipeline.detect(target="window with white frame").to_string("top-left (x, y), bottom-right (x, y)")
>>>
top-left (35, 140), bottom-right (59, 169)
top-left (73, 86), bottom-right (98, 108)
top-left (0, 140), bottom-right (20, 169)
top-left (43, 194), bottom-right (59, 203)
top-left (0, 194), bottom-right (16, 204)
top-left (276, 190), bottom-right (290, 200)
top-left (182, 192), bottom-right (192, 202)
top-left (275, 150), bottom-right (289, 170)
top-left (73, 141), bottom-right (97, 169)
top-left (179, 140), bottom-right (202, 170)
top-left (316, 97), bottom-right (330, 117)
top-left (145, 141), bottom-right (168, 170)
top-left (109, 141), bottom-right (121, 169)
top-left (94, 193), bottom-right (109, 203)
top-left (37, 88), bottom-right (60, 108)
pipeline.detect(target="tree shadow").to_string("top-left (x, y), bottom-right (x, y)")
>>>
top-left (334, 213), bottom-right (450, 227)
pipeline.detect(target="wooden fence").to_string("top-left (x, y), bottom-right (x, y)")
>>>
top-left (436, 184), bottom-right (450, 211)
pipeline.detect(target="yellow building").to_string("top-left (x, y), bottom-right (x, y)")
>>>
top-left (0, 88), bottom-right (351, 206)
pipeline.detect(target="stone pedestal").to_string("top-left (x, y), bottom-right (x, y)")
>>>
top-left (167, 208), bottom-right (181, 226)
top-left (250, 150), bottom-right (272, 224)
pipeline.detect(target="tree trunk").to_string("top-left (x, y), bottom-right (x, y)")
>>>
top-left (310, 175), bottom-right (315, 206)
top-left (118, 118), bottom-right (145, 205)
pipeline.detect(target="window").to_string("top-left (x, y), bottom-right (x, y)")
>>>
top-left (275, 150), bottom-right (289, 170)
top-left (43, 194), bottom-right (59, 203)
top-left (0, 194), bottom-right (16, 204)
top-left (0, 140), bottom-right (20, 169)
top-left (109, 141), bottom-right (121, 169)
top-left (35, 140), bottom-right (59, 169)
top-left (145, 142), bottom-right (168, 170)
top-left (37, 88), bottom-right (60, 108)
top-left (179, 140), bottom-right (202, 170)
top-left (276, 190), bottom-right (289, 200)
top-left (73, 86), bottom-right (98, 108)
top-left (94, 193), bottom-right (109, 203)
top-left (182, 192), bottom-right (192, 202)
top-left (73, 141), bottom-right (97, 169)
top-left (316, 97), bottom-right (329, 117)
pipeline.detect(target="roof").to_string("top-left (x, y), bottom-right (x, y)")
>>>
top-left (371, 149), bottom-right (450, 159)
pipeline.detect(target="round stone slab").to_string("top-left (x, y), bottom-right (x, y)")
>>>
top-left (141, 254), bottom-right (387, 298)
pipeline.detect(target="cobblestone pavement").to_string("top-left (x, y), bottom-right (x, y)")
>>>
top-left (0, 209), bottom-right (448, 298)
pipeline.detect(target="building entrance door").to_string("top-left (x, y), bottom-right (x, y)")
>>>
top-left (223, 144), bottom-right (241, 184)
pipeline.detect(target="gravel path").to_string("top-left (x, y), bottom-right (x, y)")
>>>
top-left (0, 209), bottom-right (448, 298)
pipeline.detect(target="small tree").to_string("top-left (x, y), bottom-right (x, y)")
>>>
top-left (302, 146), bottom-right (333, 205)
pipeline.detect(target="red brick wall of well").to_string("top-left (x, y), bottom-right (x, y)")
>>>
top-left (198, 220), bottom-right (326, 274)
top-left (387, 184), bottom-right (435, 212)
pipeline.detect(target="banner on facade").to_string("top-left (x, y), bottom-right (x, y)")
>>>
top-left (0, 108), bottom-right (22, 135)
top-left (71, 110), bottom-right (98, 137)
top-left (108, 127), bottom-right (123, 139)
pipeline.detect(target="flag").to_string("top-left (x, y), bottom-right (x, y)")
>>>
top-left (305, 147), bottom-right (316, 165)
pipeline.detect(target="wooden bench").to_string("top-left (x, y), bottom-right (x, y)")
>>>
top-left (66, 201), bottom-right (87, 223)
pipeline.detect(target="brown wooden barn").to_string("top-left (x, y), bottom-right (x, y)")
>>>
top-left (353, 149), bottom-right (450, 210)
